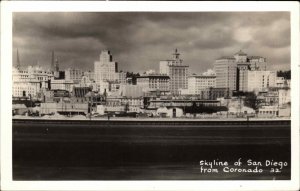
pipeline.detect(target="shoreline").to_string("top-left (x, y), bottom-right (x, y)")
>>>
top-left (12, 115), bottom-right (291, 122)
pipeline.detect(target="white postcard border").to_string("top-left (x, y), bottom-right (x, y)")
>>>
top-left (1, 1), bottom-right (299, 191)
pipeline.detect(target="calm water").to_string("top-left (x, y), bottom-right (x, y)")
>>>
top-left (13, 119), bottom-right (291, 180)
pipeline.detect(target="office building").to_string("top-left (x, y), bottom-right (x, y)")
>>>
top-left (188, 74), bottom-right (216, 95)
top-left (214, 50), bottom-right (268, 92)
top-left (137, 74), bottom-right (170, 94)
top-left (159, 49), bottom-right (189, 94)
top-left (94, 50), bottom-right (118, 85)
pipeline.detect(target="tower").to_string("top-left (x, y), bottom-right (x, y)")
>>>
top-left (51, 51), bottom-right (55, 72)
top-left (16, 48), bottom-right (21, 70)
top-left (94, 50), bottom-right (118, 84)
top-left (159, 49), bottom-right (189, 95)
top-left (55, 58), bottom-right (59, 72)
top-left (172, 48), bottom-right (180, 60)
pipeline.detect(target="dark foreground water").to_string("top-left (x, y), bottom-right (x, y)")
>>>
top-left (13, 119), bottom-right (291, 180)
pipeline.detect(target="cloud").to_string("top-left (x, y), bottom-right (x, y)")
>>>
top-left (13, 12), bottom-right (291, 73)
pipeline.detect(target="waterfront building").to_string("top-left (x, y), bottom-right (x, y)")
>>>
top-left (257, 105), bottom-right (278, 117)
top-left (258, 91), bottom-right (279, 106)
top-left (40, 101), bottom-right (88, 115)
top-left (136, 74), bottom-right (170, 94)
top-left (147, 99), bottom-right (221, 109)
top-left (207, 87), bottom-right (231, 100)
top-left (156, 106), bottom-right (184, 118)
top-left (100, 96), bottom-right (144, 113)
top-left (159, 49), bottom-right (189, 95)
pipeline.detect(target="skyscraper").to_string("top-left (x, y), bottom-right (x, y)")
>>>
top-left (214, 50), bottom-right (268, 93)
top-left (94, 50), bottom-right (119, 90)
top-left (159, 49), bottom-right (189, 95)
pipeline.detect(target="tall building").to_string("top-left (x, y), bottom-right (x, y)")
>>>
top-left (214, 50), bottom-right (268, 92)
top-left (94, 50), bottom-right (118, 86)
top-left (159, 49), bottom-right (189, 94)
top-left (244, 70), bottom-right (276, 92)
top-left (214, 56), bottom-right (237, 91)
top-left (188, 74), bottom-right (216, 95)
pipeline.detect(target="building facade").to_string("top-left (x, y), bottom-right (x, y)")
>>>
top-left (214, 50), bottom-right (268, 93)
top-left (214, 56), bottom-right (237, 91)
top-left (159, 49), bottom-right (189, 95)
top-left (12, 66), bottom-right (53, 98)
top-left (136, 74), bottom-right (170, 93)
top-left (245, 70), bottom-right (276, 92)
top-left (50, 79), bottom-right (74, 92)
top-left (94, 50), bottom-right (118, 85)
top-left (188, 74), bottom-right (216, 95)
top-left (65, 68), bottom-right (83, 83)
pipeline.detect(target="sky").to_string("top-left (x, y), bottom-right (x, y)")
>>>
top-left (13, 12), bottom-right (290, 74)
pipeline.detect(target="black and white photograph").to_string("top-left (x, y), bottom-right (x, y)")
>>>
top-left (1, 1), bottom-right (299, 191)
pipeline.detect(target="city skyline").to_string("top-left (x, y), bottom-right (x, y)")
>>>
top-left (13, 12), bottom-right (290, 74)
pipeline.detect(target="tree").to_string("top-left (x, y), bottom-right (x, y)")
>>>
top-left (244, 92), bottom-right (261, 111)
top-left (277, 70), bottom-right (291, 80)
top-left (124, 102), bottom-right (130, 113)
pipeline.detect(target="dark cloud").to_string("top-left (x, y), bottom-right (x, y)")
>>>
top-left (13, 12), bottom-right (290, 73)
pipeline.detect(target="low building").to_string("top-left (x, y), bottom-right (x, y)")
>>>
top-left (51, 79), bottom-right (74, 92)
top-left (119, 85), bottom-right (144, 98)
top-left (12, 104), bottom-right (27, 115)
top-left (147, 99), bottom-right (221, 109)
top-left (136, 74), bottom-right (170, 94)
top-left (208, 87), bottom-right (231, 100)
top-left (156, 106), bottom-right (184, 118)
top-left (65, 68), bottom-right (83, 83)
top-left (104, 97), bottom-right (144, 113)
top-left (257, 105), bottom-right (278, 117)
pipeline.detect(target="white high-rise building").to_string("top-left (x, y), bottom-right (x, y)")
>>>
top-left (188, 74), bottom-right (216, 95)
top-left (94, 50), bottom-right (118, 84)
top-left (244, 70), bottom-right (276, 92)
top-left (94, 50), bottom-right (119, 91)
top-left (214, 50), bottom-right (268, 92)
top-left (159, 49), bottom-right (189, 95)
top-left (214, 56), bottom-right (237, 91)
